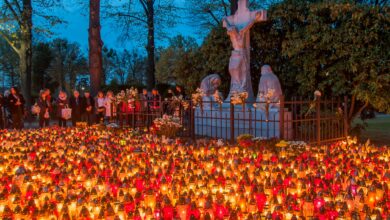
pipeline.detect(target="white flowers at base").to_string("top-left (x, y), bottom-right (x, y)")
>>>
top-left (153, 114), bottom-right (182, 129)
top-left (192, 88), bottom-right (205, 108)
top-left (213, 90), bottom-right (224, 105)
top-left (314, 90), bottom-right (322, 97)
top-left (230, 91), bottom-right (248, 105)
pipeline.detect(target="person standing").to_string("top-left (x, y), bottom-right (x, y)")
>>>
top-left (7, 87), bottom-right (25, 129)
top-left (139, 89), bottom-right (150, 126)
top-left (44, 89), bottom-right (53, 112)
top-left (95, 91), bottom-right (105, 124)
top-left (82, 91), bottom-right (95, 126)
top-left (104, 91), bottom-right (115, 123)
top-left (150, 88), bottom-right (161, 110)
top-left (69, 90), bottom-right (83, 126)
top-left (56, 91), bottom-right (68, 127)
top-left (37, 90), bottom-right (50, 128)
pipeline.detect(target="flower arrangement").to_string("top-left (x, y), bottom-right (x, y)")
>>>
top-left (31, 103), bottom-right (40, 115)
top-left (213, 90), bottom-right (224, 105)
top-left (305, 90), bottom-right (322, 117)
top-left (170, 95), bottom-right (189, 111)
top-left (115, 90), bottom-right (126, 105)
top-left (115, 87), bottom-right (139, 105)
top-left (230, 91), bottom-right (248, 106)
top-left (153, 114), bottom-right (182, 137)
top-left (254, 88), bottom-right (275, 108)
top-left (191, 88), bottom-right (205, 108)
top-left (126, 87), bottom-right (139, 102)
top-left (237, 134), bottom-right (254, 147)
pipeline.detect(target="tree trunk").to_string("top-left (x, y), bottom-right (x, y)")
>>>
top-left (146, 0), bottom-right (156, 90)
top-left (19, 0), bottom-right (33, 107)
top-left (230, 0), bottom-right (238, 15)
top-left (89, 0), bottom-right (103, 96)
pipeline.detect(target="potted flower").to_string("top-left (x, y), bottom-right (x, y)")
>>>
top-left (237, 134), bottom-right (254, 147)
top-left (231, 91), bottom-right (248, 111)
top-left (191, 88), bottom-right (205, 111)
top-left (153, 114), bottom-right (182, 138)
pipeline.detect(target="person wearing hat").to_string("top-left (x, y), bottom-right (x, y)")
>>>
top-left (82, 91), bottom-right (95, 126)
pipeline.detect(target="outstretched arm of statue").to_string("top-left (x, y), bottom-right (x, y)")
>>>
top-left (255, 10), bottom-right (267, 22)
top-left (239, 10), bottom-right (267, 35)
top-left (223, 18), bottom-right (239, 36)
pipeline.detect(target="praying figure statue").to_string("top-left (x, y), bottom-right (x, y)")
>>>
top-left (200, 74), bottom-right (223, 108)
top-left (256, 65), bottom-right (283, 110)
top-left (200, 74), bottom-right (222, 96)
top-left (223, 0), bottom-right (267, 102)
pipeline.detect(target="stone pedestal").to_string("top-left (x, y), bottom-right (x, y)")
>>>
top-left (194, 105), bottom-right (292, 140)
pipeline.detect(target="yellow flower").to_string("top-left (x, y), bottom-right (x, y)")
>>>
top-left (276, 140), bottom-right (288, 148)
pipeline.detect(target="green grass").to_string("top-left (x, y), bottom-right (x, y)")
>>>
top-left (353, 115), bottom-right (390, 146)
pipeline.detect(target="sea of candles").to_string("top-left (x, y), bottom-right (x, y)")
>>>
top-left (0, 127), bottom-right (389, 219)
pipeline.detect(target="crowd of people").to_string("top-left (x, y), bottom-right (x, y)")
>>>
top-left (0, 86), bottom-right (187, 130)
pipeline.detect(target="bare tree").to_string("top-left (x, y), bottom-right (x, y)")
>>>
top-left (48, 39), bottom-right (87, 92)
top-left (0, 38), bottom-right (19, 89)
top-left (89, 0), bottom-right (103, 96)
top-left (185, 0), bottom-right (270, 30)
top-left (104, 0), bottom-right (178, 90)
top-left (0, 0), bottom-right (61, 105)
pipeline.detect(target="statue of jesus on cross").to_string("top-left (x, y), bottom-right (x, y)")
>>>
top-left (223, 0), bottom-right (267, 102)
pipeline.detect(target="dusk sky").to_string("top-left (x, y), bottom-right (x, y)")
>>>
top-left (50, 0), bottom-right (202, 53)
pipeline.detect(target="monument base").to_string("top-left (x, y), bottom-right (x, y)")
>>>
top-left (194, 105), bottom-right (292, 140)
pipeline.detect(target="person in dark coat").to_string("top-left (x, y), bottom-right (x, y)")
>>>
top-left (7, 87), bottom-right (25, 129)
top-left (44, 88), bottom-right (53, 113)
top-left (37, 90), bottom-right (50, 128)
top-left (82, 91), bottom-right (95, 126)
top-left (56, 91), bottom-right (68, 127)
top-left (0, 93), bottom-right (4, 129)
top-left (149, 88), bottom-right (161, 111)
top-left (69, 90), bottom-right (83, 126)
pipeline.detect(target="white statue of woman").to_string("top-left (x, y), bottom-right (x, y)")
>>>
top-left (200, 74), bottom-right (222, 96)
top-left (256, 65), bottom-right (283, 110)
top-left (223, 0), bottom-right (267, 102)
top-left (200, 74), bottom-right (223, 108)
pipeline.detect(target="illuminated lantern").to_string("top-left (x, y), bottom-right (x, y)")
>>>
top-left (162, 205), bottom-right (174, 219)
top-left (367, 191), bottom-right (376, 209)
top-left (144, 192), bottom-right (156, 209)
top-left (176, 204), bottom-right (188, 220)
top-left (239, 196), bottom-right (247, 213)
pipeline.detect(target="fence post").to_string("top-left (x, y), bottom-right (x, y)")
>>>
top-left (316, 96), bottom-right (321, 145)
top-left (230, 103), bottom-right (235, 144)
top-left (191, 101), bottom-right (195, 140)
top-left (279, 96), bottom-right (285, 140)
top-left (343, 96), bottom-right (349, 138)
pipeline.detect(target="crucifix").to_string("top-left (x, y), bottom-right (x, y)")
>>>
top-left (223, 0), bottom-right (267, 101)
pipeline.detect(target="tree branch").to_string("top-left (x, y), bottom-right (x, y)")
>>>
top-left (12, 0), bottom-right (22, 14)
top-left (0, 30), bottom-right (20, 54)
top-left (139, 0), bottom-right (148, 14)
top-left (356, 100), bottom-right (369, 118)
top-left (348, 94), bottom-right (356, 119)
top-left (206, 9), bottom-right (221, 26)
top-left (111, 12), bottom-right (148, 24)
top-left (221, 0), bottom-right (228, 16)
top-left (4, 0), bottom-right (22, 25)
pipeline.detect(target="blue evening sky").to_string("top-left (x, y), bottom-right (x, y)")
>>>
top-left (50, 0), bottom-right (202, 53)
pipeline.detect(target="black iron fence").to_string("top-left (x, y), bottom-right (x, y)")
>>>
top-left (115, 96), bottom-right (348, 145)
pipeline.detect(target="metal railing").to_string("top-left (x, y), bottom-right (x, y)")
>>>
top-left (115, 96), bottom-right (348, 145)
